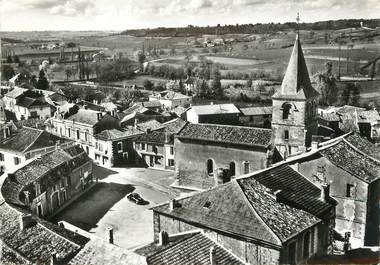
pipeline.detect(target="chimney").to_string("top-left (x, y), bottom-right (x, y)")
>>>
top-left (209, 246), bottom-right (217, 265)
top-left (97, 112), bottom-right (102, 121)
top-left (76, 98), bottom-right (80, 103)
top-left (55, 140), bottom-right (60, 150)
top-left (320, 183), bottom-right (330, 202)
top-left (164, 132), bottom-right (169, 143)
top-left (158, 230), bottom-right (169, 246)
top-left (311, 135), bottom-right (321, 150)
top-left (50, 252), bottom-right (58, 265)
top-left (19, 214), bottom-right (34, 231)
top-left (169, 199), bottom-right (177, 211)
top-left (83, 104), bottom-right (88, 110)
top-left (134, 119), bottom-right (138, 129)
top-left (107, 226), bottom-right (114, 244)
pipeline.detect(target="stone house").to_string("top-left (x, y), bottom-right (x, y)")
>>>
top-left (148, 90), bottom-right (192, 110)
top-left (46, 106), bottom-right (120, 163)
top-left (151, 176), bottom-right (332, 264)
top-left (3, 145), bottom-right (93, 217)
top-left (174, 122), bottom-right (276, 190)
top-left (93, 127), bottom-right (143, 167)
top-left (134, 118), bottom-right (186, 170)
top-left (284, 133), bottom-right (380, 247)
top-left (239, 106), bottom-right (272, 128)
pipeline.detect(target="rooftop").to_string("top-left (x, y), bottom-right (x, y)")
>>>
top-left (152, 179), bottom-right (320, 245)
top-left (273, 35), bottom-right (319, 100)
top-left (357, 109), bottom-right (380, 123)
top-left (135, 231), bottom-right (244, 265)
top-left (189, 104), bottom-right (240, 115)
top-left (238, 164), bottom-right (334, 217)
top-left (345, 134), bottom-right (380, 161)
top-left (239, 106), bottom-right (272, 116)
top-left (320, 140), bottom-right (380, 183)
top-left (0, 127), bottom-right (69, 154)
top-left (65, 109), bottom-right (106, 126)
top-left (95, 127), bottom-right (143, 141)
top-left (177, 123), bottom-right (272, 148)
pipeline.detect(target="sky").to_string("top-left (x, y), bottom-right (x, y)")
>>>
top-left (0, 0), bottom-right (379, 31)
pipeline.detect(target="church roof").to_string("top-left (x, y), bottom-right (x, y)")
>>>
top-left (273, 35), bottom-right (319, 100)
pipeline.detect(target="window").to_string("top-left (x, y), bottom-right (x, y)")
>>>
top-left (284, 130), bottom-right (289, 140)
top-left (152, 145), bottom-right (158, 154)
top-left (207, 159), bottom-right (213, 175)
top-left (0, 153), bottom-right (4, 161)
top-left (141, 143), bottom-right (146, 150)
top-left (282, 103), bottom-right (292, 120)
top-left (303, 231), bottom-right (311, 259)
top-left (67, 128), bottom-right (71, 138)
top-left (76, 130), bottom-right (80, 140)
top-left (84, 131), bottom-right (88, 142)
top-left (168, 159), bottom-right (175, 167)
top-left (14, 157), bottom-right (21, 165)
top-left (243, 161), bottom-right (250, 174)
top-left (346, 184), bottom-right (355, 198)
top-left (170, 146), bottom-right (174, 155)
top-left (288, 241), bottom-right (297, 265)
top-left (117, 142), bottom-right (123, 153)
top-left (229, 161), bottom-right (236, 176)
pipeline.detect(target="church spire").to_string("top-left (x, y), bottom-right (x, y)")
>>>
top-left (273, 30), bottom-right (319, 100)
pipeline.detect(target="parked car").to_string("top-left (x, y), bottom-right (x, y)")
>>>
top-left (127, 193), bottom-right (147, 205)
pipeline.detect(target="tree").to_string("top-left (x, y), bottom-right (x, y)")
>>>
top-left (65, 67), bottom-right (72, 80)
top-left (1, 65), bottom-right (15, 80)
top-left (67, 42), bottom-right (76, 61)
top-left (313, 62), bottom-right (338, 106)
top-left (13, 55), bottom-right (20, 64)
top-left (211, 69), bottom-right (223, 98)
top-left (137, 52), bottom-right (146, 70)
top-left (6, 55), bottom-right (13, 63)
top-left (143, 80), bottom-right (154, 90)
top-left (246, 79), bottom-right (253, 88)
top-left (340, 83), bottom-right (352, 105)
top-left (36, 70), bottom-right (49, 90)
top-left (350, 83), bottom-right (361, 106)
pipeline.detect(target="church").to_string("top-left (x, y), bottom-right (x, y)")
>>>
top-left (271, 33), bottom-right (320, 158)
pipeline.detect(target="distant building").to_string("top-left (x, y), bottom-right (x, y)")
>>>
top-left (186, 103), bottom-right (241, 125)
top-left (149, 90), bottom-right (192, 110)
top-left (174, 123), bottom-right (277, 190)
top-left (184, 76), bottom-right (196, 94)
top-left (152, 175), bottom-right (332, 264)
top-left (0, 126), bottom-right (71, 174)
top-left (46, 106), bottom-right (120, 162)
top-left (239, 105), bottom-right (272, 128)
top-left (271, 34), bottom-right (319, 158)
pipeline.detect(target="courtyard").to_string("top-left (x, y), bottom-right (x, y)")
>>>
top-left (53, 165), bottom-right (187, 250)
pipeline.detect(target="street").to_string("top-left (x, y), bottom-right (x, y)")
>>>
top-left (53, 165), bottom-right (186, 250)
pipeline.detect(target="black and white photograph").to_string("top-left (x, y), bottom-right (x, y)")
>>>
top-left (0, 0), bottom-right (379, 264)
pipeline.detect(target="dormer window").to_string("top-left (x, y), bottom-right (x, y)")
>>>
top-left (282, 103), bottom-right (292, 120)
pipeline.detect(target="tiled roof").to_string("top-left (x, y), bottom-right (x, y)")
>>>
top-left (69, 238), bottom-right (146, 265)
top-left (134, 131), bottom-right (168, 144)
top-left (137, 120), bottom-right (164, 132)
top-left (135, 231), bottom-right (244, 265)
top-left (2, 145), bottom-right (90, 206)
top-left (5, 86), bottom-right (27, 99)
top-left (66, 109), bottom-right (104, 126)
top-left (320, 140), bottom-right (380, 183)
top-left (238, 179), bottom-right (321, 241)
top-left (345, 134), bottom-right (380, 161)
top-left (95, 127), bottom-right (143, 141)
top-left (153, 180), bottom-right (320, 244)
top-left (239, 106), bottom-right (272, 116)
top-left (76, 100), bottom-right (106, 112)
top-left (190, 104), bottom-right (240, 115)
top-left (153, 181), bottom-right (280, 245)
top-left (101, 101), bottom-right (118, 111)
top-left (357, 110), bottom-right (380, 123)
top-left (136, 101), bottom-right (162, 108)
top-left (336, 105), bottom-right (365, 114)
top-left (162, 118), bottom-right (187, 134)
top-left (239, 164), bottom-right (333, 217)
top-left (0, 127), bottom-right (67, 154)
top-left (154, 90), bottom-right (191, 100)
top-left (177, 123), bottom-right (272, 147)
top-left (273, 35), bottom-right (319, 100)
top-left (318, 112), bottom-right (341, 122)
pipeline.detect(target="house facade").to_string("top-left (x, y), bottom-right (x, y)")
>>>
top-left (239, 106), bottom-right (272, 128)
top-left (186, 103), bottom-right (241, 125)
top-left (149, 90), bottom-right (192, 110)
top-left (46, 106), bottom-right (120, 163)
